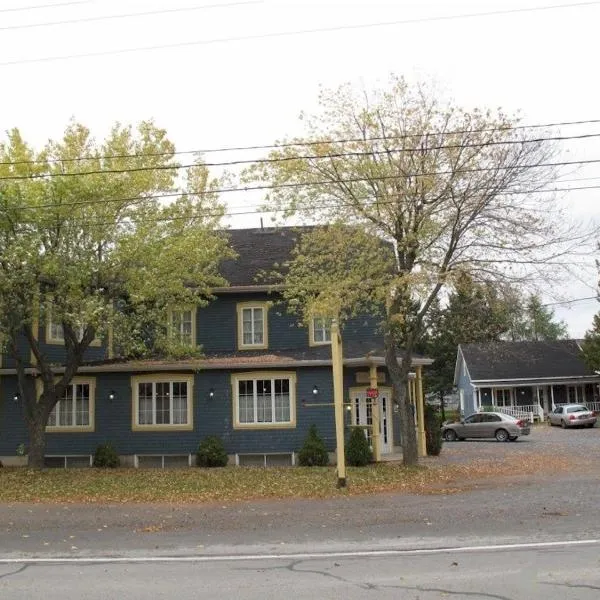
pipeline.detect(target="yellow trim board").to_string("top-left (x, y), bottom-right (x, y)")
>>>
top-left (236, 302), bottom-right (269, 350)
top-left (231, 371), bottom-right (296, 429)
top-left (131, 373), bottom-right (195, 432)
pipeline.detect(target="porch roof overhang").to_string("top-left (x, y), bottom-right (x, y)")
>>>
top-left (0, 354), bottom-right (434, 376)
top-left (471, 375), bottom-right (600, 388)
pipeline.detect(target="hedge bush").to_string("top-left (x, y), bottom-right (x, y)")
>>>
top-left (345, 426), bottom-right (372, 466)
top-left (298, 424), bottom-right (329, 466)
top-left (196, 436), bottom-right (228, 468)
top-left (93, 443), bottom-right (120, 468)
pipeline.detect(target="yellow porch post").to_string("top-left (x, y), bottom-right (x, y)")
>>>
top-left (416, 366), bottom-right (427, 458)
top-left (369, 364), bottom-right (381, 462)
top-left (331, 319), bottom-right (346, 488)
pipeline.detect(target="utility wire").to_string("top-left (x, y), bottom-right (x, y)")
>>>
top-left (3, 1), bottom-right (599, 66)
top-left (0, 1), bottom-right (93, 13)
top-left (3, 118), bottom-right (600, 168)
top-left (2, 160), bottom-right (600, 214)
top-left (3, 183), bottom-right (600, 226)
top-left (0, 177), bottom-right (600, 212)
top-left (543, 296), bottom-right (598, 306)
top-left (0, 1), bottom-right (261, 32)
top-left (2, 132), bottom-right (600, 181)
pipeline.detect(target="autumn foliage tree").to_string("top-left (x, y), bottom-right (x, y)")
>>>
top-left (0, 121), bottom-right (233, 468)
top-left (246, 76), bottom-right (586, 465)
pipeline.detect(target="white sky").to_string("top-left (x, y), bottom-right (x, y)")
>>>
top-left (1, 0), bottom-right (599, 335)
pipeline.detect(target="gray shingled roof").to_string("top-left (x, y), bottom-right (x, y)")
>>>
top-left (220, 226), bottom-right (315, 287)
top-left (460, 340), bottom-right (595, 381)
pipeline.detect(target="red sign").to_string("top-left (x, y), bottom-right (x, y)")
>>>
top-left (366, 387), bottom-right (379, 399)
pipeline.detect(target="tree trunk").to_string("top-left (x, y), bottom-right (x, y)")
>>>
top-left (384, 331), bottom-right (418, 466)
top-left (440, 390), bottom-right (446, 423)
top-left (26, 408), bottom-right (48, 469)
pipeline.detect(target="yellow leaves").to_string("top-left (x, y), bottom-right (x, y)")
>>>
top-left (0, 449), bottom-right (575, 505)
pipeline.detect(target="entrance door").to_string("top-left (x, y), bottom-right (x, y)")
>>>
top-left (349, 388), bottom-right (393, 454)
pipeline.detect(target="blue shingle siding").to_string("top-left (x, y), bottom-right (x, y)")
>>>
top-left (198, 293), bottom-right (383, 354)
top-left (0, 366), bottom-right (348, 457)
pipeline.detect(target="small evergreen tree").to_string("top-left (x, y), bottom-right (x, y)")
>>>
top-left (93, 443), bottom-right (120, 468)
top-left (345, 427), bottom-right (372, 466)
top-left (196, 436), bottom-right (228, 468)
top-left (298, 424), bottom-right (329, 466)
top-left (424, 404), bottom-right (443, 456)
top-left (582, 313), bottom-right (600, 371)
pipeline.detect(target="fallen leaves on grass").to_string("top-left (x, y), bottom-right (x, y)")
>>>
top-left (0, 451), bottom-right (581, 505)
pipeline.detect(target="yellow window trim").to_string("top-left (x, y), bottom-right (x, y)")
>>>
top-left (40, 376), bottom-right (97, 433)
top-left (236, 302), bottom-right (269, 351)
top-left (45, 304), bottom-right (102, 347)
top-left (131, 373), bottom-right (194, 432)
top-left (166, 306), bottom-right (197, 347)
top-left (231, 371), bottom-right (296, 430)
top-left (308, 315), bottom-right (332, 347)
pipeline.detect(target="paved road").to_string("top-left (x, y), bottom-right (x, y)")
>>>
top-left (0, 424), bottom-right (598, 598)
top-left (1, 540), bottom-right (599, 599)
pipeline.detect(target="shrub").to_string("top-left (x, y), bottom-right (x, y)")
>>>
top-left (196, 436), bottom-right (228, 468)
top-left (93, 443), bottom-right (120, 468)
top-left (345, 426), bottom-right (372, 466)
top-left (298, 424), bottom-right (329, 466)
top-left (425, 404), bottom-right (443, 456)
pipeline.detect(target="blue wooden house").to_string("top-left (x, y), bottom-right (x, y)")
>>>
top-left (454, 340), bottom-right (600, 422)
top-left (0, 227), bottom-right (431, 467)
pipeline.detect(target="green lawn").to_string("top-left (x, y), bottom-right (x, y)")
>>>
top-left (0, 453), bottom-right (563, 504)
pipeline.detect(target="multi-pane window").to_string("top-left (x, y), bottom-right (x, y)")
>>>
top-left (495, 388), bottom-right (511, 407)
top-left (234, 374), bottom-right (295, 426)
top-left (170, 310), bottom-right (194, 345)
top-left (311, 317), bottom-right (332, 345)
top-left (136, 380), bottom-right (190, 427)
top-left (239, 305), bottom-right (267, 348)
top-left (48, 320), bottom-right (85, 343)
top-left (47, 382), bottom-right (93, 429)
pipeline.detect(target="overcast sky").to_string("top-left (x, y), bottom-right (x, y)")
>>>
top-left (1, 0), bottom-right (599, 335)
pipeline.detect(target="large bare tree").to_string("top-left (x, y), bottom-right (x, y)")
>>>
top-left (246, 76), bottom-right (591, 465)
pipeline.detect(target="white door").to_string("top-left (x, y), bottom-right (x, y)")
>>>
top-left (350, 388), bottom-right (393, 455)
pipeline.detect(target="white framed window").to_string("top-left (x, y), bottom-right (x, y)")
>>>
top-left (232, 372), bottom-right (296, 429)
top-left (309, 316), bottom-right (332, 346)
top-left (494, 388), bottom-right (512, 407)
top-left (46, 313), bottom-right (101, 347)
top-left (237, 303), bottom-right (268, 349)
top-left (131, 374), bottom-right (194, 431)
top-left (168, 308), bottom-right (195, 345)
top-left (46, 378), bottom-right (96, 432)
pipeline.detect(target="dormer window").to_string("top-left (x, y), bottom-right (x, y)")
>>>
top-left (237, 302), bottom-right (268, 350)
top-left (169, 308), bottom-right (195, 345)
top-left (309, 316), bottom-right (332, 346)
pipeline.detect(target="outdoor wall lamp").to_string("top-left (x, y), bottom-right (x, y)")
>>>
top-left (208, 388), bottom-right (215, 400)
top-left (13, 392), bottom-right (20, 403)
top-left (312, 385), bottom-right (319, 396)
top-left (108, 391), bottom-right (116, 402)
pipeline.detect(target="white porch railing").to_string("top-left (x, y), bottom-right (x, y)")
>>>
top-left (480, 404), bottom-right (544, 422)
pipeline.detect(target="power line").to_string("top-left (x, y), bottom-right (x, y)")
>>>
top-left (3, 182), bottom-right (600, 226)
top-left (3, 1), bottom-right (599, 66)
top-left (3, 118), bottom-right (600, 168)
top-left (0, 1), bottom-right (261, 32)
top-left (2, 132), bottom-right (600, 181)
top-left (0, 1), bottom-right (93, 13)
top-left (2, 159), bottom-right (600, 213)
top-left (543, 296), bottom-right (598, 307)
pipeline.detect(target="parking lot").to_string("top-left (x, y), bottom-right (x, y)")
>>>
top-left (432, 421), bottom-right (600, 467)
